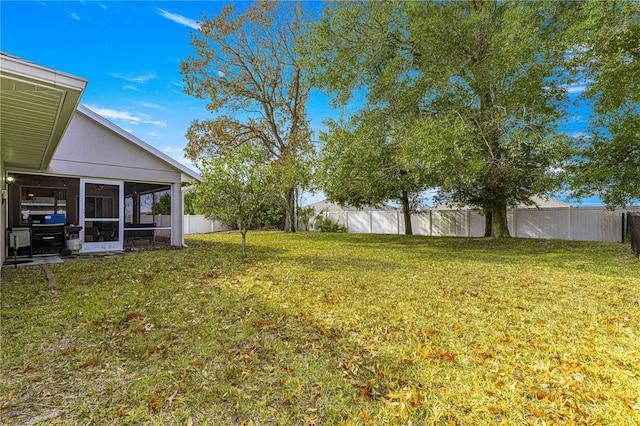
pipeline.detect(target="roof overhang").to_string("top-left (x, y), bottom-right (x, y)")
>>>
top-left (0, 52), bottom-right (87, 170)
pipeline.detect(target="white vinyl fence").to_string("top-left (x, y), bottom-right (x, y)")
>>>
top-left (316, 207), bottom-right (640, 242)
top-left (184, 207), bottom-right (639, 242)
top-left (183, 215), bottom-right (233, 235)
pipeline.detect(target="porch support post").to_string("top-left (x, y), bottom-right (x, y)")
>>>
top-left (171, 183), bottom-right (184, 246)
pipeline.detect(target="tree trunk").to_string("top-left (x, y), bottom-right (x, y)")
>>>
top-left (240, 230), bottom-right (247, 257)
top-left (484, 210), bottom-right (493, 237)
top-left (401, 190), bottom-right (413, 235)
top-left (491, 205), bottom-right (511, 238)
top-left (284, 188), bottom-right (296, 233)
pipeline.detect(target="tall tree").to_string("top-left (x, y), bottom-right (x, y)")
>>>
top-left (304, 1), bottom-right (573, 237)
top-left (194, 145), bottom-right (275, 257)
top-left (181, 0), bottom-right (311, 232)
top-left (568, 0), bottom-right (640, 207)
top-left (318, 108), bottom-right (434, 235)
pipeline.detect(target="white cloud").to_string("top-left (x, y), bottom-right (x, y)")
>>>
top-left (149, 132), bottom-right (160, 137)
top-left (565, 80), bottom-right (593, 95)
top-left (163, 146), bottom-right (184, 153)
top-left (566, 84), bottom-right (587, 94)
top-left (139, 101), bottom-right (166, 110)
top-left (168, 81), bottom-right (185, 95)
top-left (122, 85), bottom-right (141, 92)
top-left (70, 12), bottom-right (80, 20)
top-left (86, 105), bottom-right (167, 128)
top-left (569, 131), bottom-right (592, 140)
top-left (109, 72), bottom-right (157, 83)
top-left (87, 106), bottom-right (141, 123)
top-left (157, 8), bottom-right (200, 30)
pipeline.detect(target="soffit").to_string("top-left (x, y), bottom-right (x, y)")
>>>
top-left (0, 53), bottom-right (86, 170)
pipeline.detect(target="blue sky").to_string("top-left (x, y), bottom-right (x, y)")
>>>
top-left (1, 1), bottom-right (601, 206)
top-left (0, 1), bottom-right (337, 174)
top-left (1, 1), bottom-right (214, 167)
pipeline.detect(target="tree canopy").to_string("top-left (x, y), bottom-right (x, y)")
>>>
top-left (568, 0), bottom-right (640, 207)
top-left (181, 1), bottom-right (312, 232)
top-left (303, 1), bottom-right (574, 237)
top-left (194, 145), bottom-right (276, 256)
top-left (317, 108), bottom-right (434, 234)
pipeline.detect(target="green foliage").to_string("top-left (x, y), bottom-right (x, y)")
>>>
top-left (1, 233), bottom-right (638, 424)
top-left (151, 193), bottom-right (172, 216)
top-left (297, 206), bottom-right (316, 231)
top-left (313, 213), bottom-right (347, 233)
top-left (181, 1), bottom-right (312, 232)
top-left (193, 145), bottom-right (276, 256)
top-left (567, 0), bottom-right (640, 207)
top-left (303, 1), bottom-right (574, 237)
top-left (317, 109), bottom-right (433, 235)
top-left (251, 195), bottom-right (286, 230)
top-left (182, 187), bottom-right (200, 215)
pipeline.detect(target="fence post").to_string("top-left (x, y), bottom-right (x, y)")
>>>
top-left (629, 213), bottom-right (640, 257)
top-left (429, 210), bottom-right (433, 236)
top-left (397, 211), bottom-right (401, 235)
top-left (369, 210), bottom-right (373, 234)
top-left (466, 209), bottom-right (471, 237)
top-left (568, 206), bottom-right (573, 240)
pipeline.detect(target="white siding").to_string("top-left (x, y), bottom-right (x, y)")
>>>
top-left (47, 112), bottom-right (183, 183)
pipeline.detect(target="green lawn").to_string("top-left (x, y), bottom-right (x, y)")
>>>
top-left (1, 232), bottom-right (639, 425)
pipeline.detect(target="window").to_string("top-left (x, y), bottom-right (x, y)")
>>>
top-left (19, 186), bottom-right (66, 225)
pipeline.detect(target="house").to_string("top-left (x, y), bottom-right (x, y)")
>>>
top-left (1, 52), bottom-right (200, 264)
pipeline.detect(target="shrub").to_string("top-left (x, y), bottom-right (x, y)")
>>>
top-left (314, 214), bottom-right (347, 232)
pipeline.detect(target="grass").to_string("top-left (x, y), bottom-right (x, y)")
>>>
top-left (1, 232), bottom-right (639, 425)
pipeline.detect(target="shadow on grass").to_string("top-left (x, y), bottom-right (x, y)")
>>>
top-left (3, 232), bottom-right (638, 424)
top-left (0, 239), bottom-right (404, 425)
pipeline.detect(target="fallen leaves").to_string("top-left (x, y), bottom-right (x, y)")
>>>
top-left (1, 232), bottom-right (638, 425)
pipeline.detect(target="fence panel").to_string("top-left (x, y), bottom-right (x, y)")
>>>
top-left (432, 211), bottom-right (466, 236)
top-left (371, 211), bottom-right (399, 234)
top-left (348, 212), bottom-right (371, 233)
top-left (513, 208), bottom-right (569, 239)
top-left (571, 208), bottom-right (624, 242)
top-left (327, 212), bottom-right (347, 227)
top-left (629, 213), bottom-right (640, 257)
top-left (183, 215), bottom-right (232, 234)
top-left (411, 212), bottom-right (431, 236)
top-left (470, 211), bottom-right (486, 237)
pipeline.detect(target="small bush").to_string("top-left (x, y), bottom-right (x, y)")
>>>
top-left (314, 214), bottom-right (347, 232)
top-left (297, 206), bottom-right (316, 231)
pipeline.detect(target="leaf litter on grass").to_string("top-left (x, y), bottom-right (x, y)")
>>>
top-left (1, 232), bottom-right (638, 425)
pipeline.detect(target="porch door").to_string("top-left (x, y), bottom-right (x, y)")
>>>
top-left (80, 179), bottom-right (123, 252)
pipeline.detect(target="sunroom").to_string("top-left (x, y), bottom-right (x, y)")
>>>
top-left (1, 53), bottom-right (199, 263)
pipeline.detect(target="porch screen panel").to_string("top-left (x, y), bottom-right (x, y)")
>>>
top-left (84, 183), bottom-right (120, 243)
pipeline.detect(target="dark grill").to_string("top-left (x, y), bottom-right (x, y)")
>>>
top-left (29, 214), bottom-right (66, 255)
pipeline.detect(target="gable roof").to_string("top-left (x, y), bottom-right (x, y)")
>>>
top-left (76, 105), bottom-right (201, 182)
